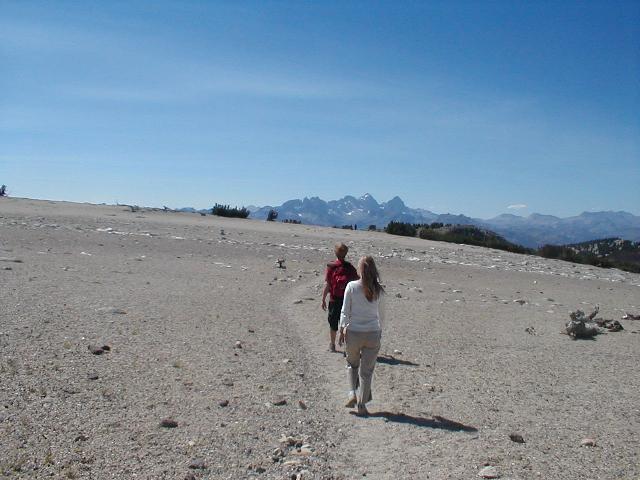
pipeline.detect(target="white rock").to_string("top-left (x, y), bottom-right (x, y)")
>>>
top-left (478, 465), bottom-right (499, 478)
top-left (581, 437), bottom-right (596, 447)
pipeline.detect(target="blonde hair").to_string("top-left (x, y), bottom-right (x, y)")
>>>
top-left (358, 256), bottom-right (384, 302)
top-left (334, 242), bottom-right (348, 260)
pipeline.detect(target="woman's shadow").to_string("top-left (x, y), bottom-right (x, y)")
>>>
top-left (350, 411), bottom-right (477, 432)
top-left (376, 354), bottom-right (419, 366)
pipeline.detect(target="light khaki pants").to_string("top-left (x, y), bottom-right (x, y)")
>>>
top-left (345, 330), bottom-right (381, 405)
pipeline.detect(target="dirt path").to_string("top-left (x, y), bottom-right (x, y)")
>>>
top-left (282, 276), bottom-right (480, 479)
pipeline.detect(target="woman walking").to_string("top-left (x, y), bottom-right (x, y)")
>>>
top-left (338, 256), bottom-right (385, 416)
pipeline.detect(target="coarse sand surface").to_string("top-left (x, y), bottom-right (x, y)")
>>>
top-left (1, 198), bottom-right (639, 479)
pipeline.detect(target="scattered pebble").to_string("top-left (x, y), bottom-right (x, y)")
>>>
top-left (188, 459), bottom-right (207, 469)
top-left (88, 345), bottom-right (110, 355)
top-left (478, 465), bottom-right (499, 478)
top-left (218, 400), bottom-right (229, 407)
top-left (581, 438), bottom-right (596, 447)
top-left (96, 307), bottom-right (127, 315)
top-left (509, 433), bottom-right (525, 443)
top-left (160, 418), bottom-right (178, 428)
top-left (272, 398), bottom-right (287, 406)
top-left (279, 435), bottom-right (300, 446)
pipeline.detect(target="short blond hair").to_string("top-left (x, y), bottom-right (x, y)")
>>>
top-left (334, 242), bottom-right (348, 259)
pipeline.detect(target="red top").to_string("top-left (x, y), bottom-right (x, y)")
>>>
top-left (325, 259), bottom-right (359, 300)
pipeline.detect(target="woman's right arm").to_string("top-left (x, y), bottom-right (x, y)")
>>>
top-left (339, 284), bottom-right (352, 330)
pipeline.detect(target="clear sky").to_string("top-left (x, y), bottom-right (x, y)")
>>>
top-left (1, 0), bottom-right (639, 218)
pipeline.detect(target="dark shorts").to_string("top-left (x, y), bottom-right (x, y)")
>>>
top-left (327, 299), bottom-right (343, 331)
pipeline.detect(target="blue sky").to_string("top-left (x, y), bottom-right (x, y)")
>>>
top-left (1, 0), bottom-right (638, 218)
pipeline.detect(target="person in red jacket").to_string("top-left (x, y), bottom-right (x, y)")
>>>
top-left (321, 242), bottom-right (359, 352)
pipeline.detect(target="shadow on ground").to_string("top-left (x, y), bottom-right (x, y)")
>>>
top-left (376, 354), bottom-right (419, 366)
top-left (351, 411), bottom-right (478, 432)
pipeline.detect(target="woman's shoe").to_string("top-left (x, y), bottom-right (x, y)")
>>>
top-left (345, 396), bottom-right (357, 408)
top-left (329, 343), bottom-right (336, 353)
top-left (356, 404), bottom-right (369, 417)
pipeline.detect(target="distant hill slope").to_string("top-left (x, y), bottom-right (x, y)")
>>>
top-left (568, 238), bottom-right (640, 272)
top-left (247, 194), bottom-right (640, 247)
top-left (482, 211), bottom-right (640, 247)
top-left (386, 221), bottom-right (640, 273)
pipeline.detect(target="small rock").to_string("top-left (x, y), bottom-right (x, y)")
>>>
top-left (298, 400), bottom-right (307, 410)
top-left (87, 372), bottom-right (99, 380)
top-left (509, 433), bottom-right (525, 443)
top-left (293, 300), bottom-right (303, 304)
top-left (2, 267), bottom-right (12, 271)
top-left (272, 398), bottom-right (287, 406)
top-left (234, 341), bottom-right (242, 349)
top-left (88, 345), bottom-right (105, 355)
top-left (279, 435), bottom-right (299, 446)
top-left (74, 434), bottom-right (89, 442)
top-left (160, 418), bottom-right (178, 428)
top-left (393, 349), bottom-right (403, 355)
top-left (395, 293), bottom-right (402, 298)
top-left (291, 446), bottom-right (313, 456)
top-left (283, 358), bottom-right (291, 364)
top-left (96, 307), bottom-right (127, 314)
top-left (513, 299), bottom-right (526, 305)
top-left (188, 459), bottom-right (207, 469)
top-left (478, 465), bottom-right (499, 478)
top-left (581, 438), bottom-right (596, 447)
top-left (218, 400), bottom-right (229, 407)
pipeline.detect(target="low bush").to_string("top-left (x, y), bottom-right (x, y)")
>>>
top-left (211, 203), bottom-right (250, 218)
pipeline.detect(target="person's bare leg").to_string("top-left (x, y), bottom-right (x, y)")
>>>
top-left (329, 329), bottom-right (337, 351)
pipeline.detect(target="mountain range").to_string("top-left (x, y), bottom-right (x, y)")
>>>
top-left (248, 194), bottom-right (640, 248)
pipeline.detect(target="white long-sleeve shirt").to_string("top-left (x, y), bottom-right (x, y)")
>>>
top-left (339, 280), bottom-right (384, 333)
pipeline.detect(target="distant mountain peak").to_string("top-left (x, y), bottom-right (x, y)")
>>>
top-left (385, 196), bottom-right (406, 208)
top-left (246, 194), bottom-right (639, 247)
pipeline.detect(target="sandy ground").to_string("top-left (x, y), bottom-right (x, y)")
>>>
top-left (1, 198), bottom-right (639, 480)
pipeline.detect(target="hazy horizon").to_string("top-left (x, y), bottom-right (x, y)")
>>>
top-left (6, 192), bottom-right (639, 221)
